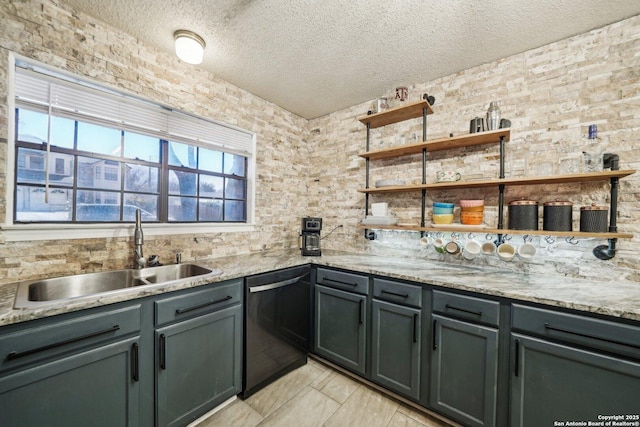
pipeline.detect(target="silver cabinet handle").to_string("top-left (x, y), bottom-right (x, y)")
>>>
top-left (249, 273), bottom-right (308, 293)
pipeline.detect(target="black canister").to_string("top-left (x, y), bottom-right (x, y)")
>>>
top-left (543, 200), bottom-right (573, 231)
top-left (508, 199), bottom-right (539, 230)
top-left (580, 204), bottom-right (608, 232)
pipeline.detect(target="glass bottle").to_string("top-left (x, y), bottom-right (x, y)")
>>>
top-left (486, 101), bottom-right (501, 131)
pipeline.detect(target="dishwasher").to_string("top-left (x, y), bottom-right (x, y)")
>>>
top-left (242, 265), bottom-right (311, 398)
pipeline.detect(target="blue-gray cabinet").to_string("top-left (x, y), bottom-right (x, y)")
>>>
top-left (371, 278), bottom-right (422, 400)
top-left (314, 282), bottom-right (368, 375)
top-left (0, 304), bottom-right (143, 427)
top-left (430, 291), bottom-right (500, 427)
top-left (511, 304), bottom-right (640, 427)
top-left (0, 278), bottom-right (243, 427)
top-left (155, 280), bottom-right (243, 427)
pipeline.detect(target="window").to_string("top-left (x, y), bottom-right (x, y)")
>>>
top-left (12, 62), bottom-right (254, 225)
top-left (54, 158), bottom-right (65, 175)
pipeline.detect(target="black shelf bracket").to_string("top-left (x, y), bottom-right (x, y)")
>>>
top-left (419, 96), bottom-right (432, 237)
top-left (496, 135), bottom-right (507, 244)
top-left (593, 153), bottom-right (620, 260)
top-left (365, 122), bottom-right (372, 239)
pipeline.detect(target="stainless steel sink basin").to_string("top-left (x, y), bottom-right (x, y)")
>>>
top-left (14, 264), bottom-right (221, 309)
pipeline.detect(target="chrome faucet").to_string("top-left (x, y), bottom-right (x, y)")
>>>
top-left (134, 209), bottom-right (146, 269)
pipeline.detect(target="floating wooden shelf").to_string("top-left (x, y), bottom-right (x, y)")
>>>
top-left (358, 170), bottom-right (636, 193)
top-left (356, 224), bottom-right (633, 239)
top-left (359, 128), bottom-right (511, 160)
top-left (358, 99), bottom-right (434, 129)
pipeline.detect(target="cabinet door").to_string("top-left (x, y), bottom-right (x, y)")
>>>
top-left (314, 284), bottom-right (367, 375)
top-left (0, 337), bottom-right (140, 427)
top-left (430, 315), bottom-right (498, 427)
top-left (371, 299), bottom-right (421, 399)
top-left (511, 333), bottom-right (640, 427)
top-left (156, 304), bottom-right (242, 427)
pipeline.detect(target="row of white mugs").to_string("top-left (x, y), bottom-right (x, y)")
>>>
top-left (419, 236), bottom-right (536, 261)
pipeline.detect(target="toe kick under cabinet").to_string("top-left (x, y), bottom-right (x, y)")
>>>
top-left (0, 277), bottom-right (243, 427)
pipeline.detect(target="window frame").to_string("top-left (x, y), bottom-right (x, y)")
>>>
top-left (2, 53), bottom-right (256, 241)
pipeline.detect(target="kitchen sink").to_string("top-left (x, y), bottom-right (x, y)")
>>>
top-left (14, 264), bottom-right (221, 309)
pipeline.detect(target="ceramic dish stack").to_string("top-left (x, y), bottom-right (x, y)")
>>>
top-left (432, 202), bottom-right (454, 224)
top-left (460, 200), bottom-right (484, 225)
top-left (362, 202), bottom-right (399, 226)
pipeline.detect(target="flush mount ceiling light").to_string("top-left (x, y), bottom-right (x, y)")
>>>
top-left (174, 30), bottom-right (206, 65)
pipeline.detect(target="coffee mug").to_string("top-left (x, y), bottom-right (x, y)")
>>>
top-left (482, 241), bottom-right (497, 255)
top-left (445, 240), bottom-right (462, 256)
top-left (419, 236), bottom-right (432, 247)
top-left (436, 170), bottom-right (462, 182)
top-left (434, 238), bottom-right (447, 254)
top-left (518, 243), bottom-right (537, 261)
top-left (462, 240), bottom-right (482, 260)
top-left (497, 242), bottom-right (516, 261)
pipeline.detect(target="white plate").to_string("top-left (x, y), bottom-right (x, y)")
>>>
top-left (362, 215), bottom-right (399, 225)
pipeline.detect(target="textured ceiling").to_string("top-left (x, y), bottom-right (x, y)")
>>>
top-left (61, 0), bottom-right (640, 119)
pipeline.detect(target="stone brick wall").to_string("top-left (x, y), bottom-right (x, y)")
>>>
top-left (0, 1), bottom-right (638, 286)
top-left (0, 0), bottom-right (309, 284)
top-left (307, 15), bottom-right (640, 282)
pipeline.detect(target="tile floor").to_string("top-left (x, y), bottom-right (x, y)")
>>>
top-left (194, 357), bottom-right (455, 427)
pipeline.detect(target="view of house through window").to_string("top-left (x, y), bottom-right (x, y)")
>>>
top-left (14, 108), bottom-right (248, 223)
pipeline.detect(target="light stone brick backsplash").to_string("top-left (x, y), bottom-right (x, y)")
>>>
top-left (308, 15), bottom-right (640, 283)
top-left (0, 1), bottom-right (638, 286)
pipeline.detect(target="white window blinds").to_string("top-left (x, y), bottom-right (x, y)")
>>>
top-left (14, 63), bottom-right (254, 156)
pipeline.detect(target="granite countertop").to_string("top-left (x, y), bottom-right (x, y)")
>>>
top-left (1, 249), bottom-right (639, 327)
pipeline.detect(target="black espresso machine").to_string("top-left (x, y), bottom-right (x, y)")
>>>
top-left (300, 217), bottom-right (322, 256)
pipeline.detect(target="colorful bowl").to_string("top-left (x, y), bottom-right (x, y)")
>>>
top-left (461, 211), bottom-right (483, 225)
top-left (434, 202), bottom-right (455, 208)
top-left (461, 205), bottom-right (484, 212)
top-left (433, 206), bottom-right (454, 215)
top-left (433, 213), bottom-right (454, 224)
top-left (459, 199), bottom-right (484, 208)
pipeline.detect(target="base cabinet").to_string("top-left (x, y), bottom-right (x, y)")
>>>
top-left (314, 284), bottom-right (367, 375)
top-left (0, 278), bottom-right (243, 427)
top-left (156, 304), bottom-right (242, 427)
top-left (430, 315), bottom-right (498, 427)
top-left (371, 299), bottom-right (421, 399)
top-left (155, 280), bottom-right (243, 427)
top-left (0, 337), bottom-right (140, 427)
top-left (511, 334), bottom-right (640, 427)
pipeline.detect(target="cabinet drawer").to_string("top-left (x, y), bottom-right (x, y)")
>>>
top-left (433, 290), bottom-right (500, 327)
top-left (155, 280), bottom-right (241, 327)
top-left (373, 278), bottom-right (422, 308)
top-left (512, 304), bottom-right (640, 360)
top-left (0, 304), bottom-right (141, 373)
top-left (316, 268), bottom-right (369, 295)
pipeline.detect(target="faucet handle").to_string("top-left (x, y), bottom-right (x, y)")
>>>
top-left (176, 252), bottom-right (182, 264)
